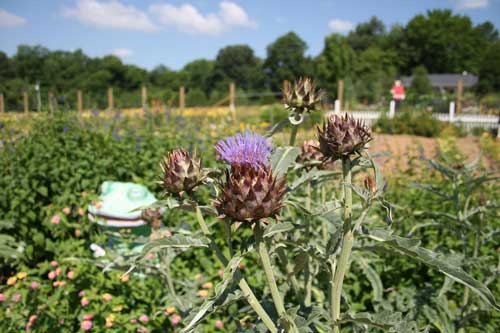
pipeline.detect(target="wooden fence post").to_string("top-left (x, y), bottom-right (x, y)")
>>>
top-left (77, 89), bottom-right (83, 113)
top-left (0, 93), bottom-right (4, 113)
top-left (229, 82), bottom-right (236, 121)
top-left (141, 85), bottom-right (147, 109)
top-left (23, 88), bottom-right (29, 113)
top-left (48, 92), bottom-right (54, 113)
top-left (456, 79), bottom-right (463, 115)
top-left (108, 87), bottom-right (114, 111)
top-left (179, 86), bottom-right (185, 109)
top-left (337, 79), bottom-right (344, 109)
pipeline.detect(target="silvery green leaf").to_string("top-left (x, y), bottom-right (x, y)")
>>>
top-left (270, 146), bottom-right (300, 178)
top-left (365, 229), bottom-right (500, 311)
top-left (138, 235), bottom-right (209, 261)
top-left (263, 222), bottom-right (294, 238)
top-left (340, 310), bottom-right (403, 330)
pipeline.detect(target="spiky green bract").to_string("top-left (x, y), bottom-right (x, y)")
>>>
top-left (215, 164), bottom-right (287, 223)
top-left (160, 148), bottom-right (204, 196)
top-left (318, 113), bottom-right (372, 161)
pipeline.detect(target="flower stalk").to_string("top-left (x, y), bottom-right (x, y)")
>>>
top-left (193, 204), bottom-right (278, 333)
top-left (254, 222), bottom-right (294, 331)
top-left (331, 157), bottom-right (353, 333)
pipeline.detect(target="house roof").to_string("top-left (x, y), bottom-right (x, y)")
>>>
top-left (402, 73), bottom-right (478, 88)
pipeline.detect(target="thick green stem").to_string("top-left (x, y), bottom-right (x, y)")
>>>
top-left (304, 181), bottom-right (313, 306)
top-left (193, 205), bottom-right (277, 333)
top-left (462, 215), bottom-right (482, 307)
top-left (289, 125), bottom-right (299, 146)
top-left (254, 223), bottom-right (288, 320)
top-left (331, 158), bottom-right (353, 333)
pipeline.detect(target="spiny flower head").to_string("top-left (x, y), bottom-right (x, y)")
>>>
top-left (215, 132), bottom-right (272, 169)
top-left (318, 113), bottom-right (372, 160)
top-left (214, 164), bottom-right (287, 223)
top-left (160, 148), bottom-right (204, 196)
top-left (283, 77), bottom-right (323, 114)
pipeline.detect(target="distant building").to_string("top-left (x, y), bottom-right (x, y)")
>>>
top-left (402, 73), bottom-right (478, 93)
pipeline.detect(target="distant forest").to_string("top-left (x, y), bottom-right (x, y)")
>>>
top-left (1, 9), bottom-right (499, 110)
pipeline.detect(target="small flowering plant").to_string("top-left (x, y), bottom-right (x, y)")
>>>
top-left (129, 78), bottom-right (499, 333)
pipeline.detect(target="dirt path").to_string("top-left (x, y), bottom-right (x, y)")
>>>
top-left (370, 134), bottom-right (485, 173)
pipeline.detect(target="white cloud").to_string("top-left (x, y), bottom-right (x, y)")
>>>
top-left (111, 48), bottom-right (133, 58)
top-left (149, 1), bottom-right (256, 35)
top-left (328, 19), bottom-right (353, 33)
top-left (455, 0), bottom-right (489, 9)
top-left (63, 0), bottom-right (157, 32)
top-left (0, 8), bottom-right (27, 27)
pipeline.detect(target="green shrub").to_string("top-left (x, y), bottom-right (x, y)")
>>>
top-left (373, 110), bottom-right (443, 137)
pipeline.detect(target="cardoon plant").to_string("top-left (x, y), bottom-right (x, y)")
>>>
top-left (127, 78), bottom-right (499, 333)
top-left (282, 77), bottom-right (323, 146)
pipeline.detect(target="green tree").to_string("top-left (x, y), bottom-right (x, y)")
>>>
top-left (181, 59), bottom-right (214, 96)
top-left (411, 66), bottom-right (432, 95)
top-left (264, 32), bottom-right (312, 91)
top-left (347, 17), bottom-right (386, 52)
top-left (477, 41), bottom-right (500, 94)
top-left (212, 45), bottom-right (264, 92)
top-left (315, 34), bottom-right (355, 98)
top-left (401, 10), bottom-right (489, 74)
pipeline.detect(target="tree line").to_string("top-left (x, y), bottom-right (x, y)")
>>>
top-left (0, 9), bottom-right (499, 110)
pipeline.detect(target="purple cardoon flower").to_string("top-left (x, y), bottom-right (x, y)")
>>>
top-left (215, 132), bottom-right (272, 169)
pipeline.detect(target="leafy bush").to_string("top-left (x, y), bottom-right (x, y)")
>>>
top-left (373, 110), bottom-right (443, 137)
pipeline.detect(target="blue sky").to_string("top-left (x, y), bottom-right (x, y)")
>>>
top-left (0, 0), bottom-right (499, 70)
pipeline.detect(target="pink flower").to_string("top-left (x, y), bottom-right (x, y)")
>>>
top-left (130, 319), bottom-right (137, 324)
top-left (81, 297), bottom-right (89, 306)
top-left (139, 315), bottom-right (149, 323)
top-left (215, 320), bottom-right (223, 329)
top-left (0, 293), bottom-right (5, 302)
top-left (30, 281), bottom-right (40, 289)
top-left (55, 267), bottom-right (62, 276)
top-left (51, 215), bottom-right (61, 224)
top-left (62, 207), bottom-right (71, 215)
top-left (217, 269), bottom-right (224, 278)
top-left (102, 293), bottom-right (112, 301)
top-left (163, 230), bottom-right (172, 237)
top-left (48, 271), bottom-right (56, 280)
top-left (28, 315), bottom-right (38, 323)
top-left (83, 314), bottom-right (94, 321)
top-left (59, 318), bottom-right (65, 324)
top-left (78, 290), bottom-right (85, 297)
top-left (81, 320), bottom-right (92, 331)
top-left (51, 261), bottom-right (59, 267)
top-left (145, 253), bottom-right (155, 260)
top-left (67, 271), bottom-right (75, 279)
top-left (11, 293), bottom-right (22, 302)
top-left (170, 314), bottom-right (181, 325)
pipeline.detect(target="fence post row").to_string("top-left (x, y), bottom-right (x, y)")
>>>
top-left (456, 79), bottom-right (463, 115)
top-left (107, 87), bottom-right (114, 111)
top-left (141, 85), bottom-right (147, 110)
top-left (229, 82), bottom-right (236, 121)
top-left (334, 100), bottom-right (341, 114)
top-left (77, 89), bottom-right (83, 113)
top-left (23, 89), bottom-right (29, 113)
top-left (337, 79), bottom-right (344, 110)
top-left (179, 86), bottom-right (185, 109)
top-left (389, 100), bottom-right (396, 119)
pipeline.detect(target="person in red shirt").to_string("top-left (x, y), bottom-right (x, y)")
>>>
top-left (390, 80), bottom-right (406, 110)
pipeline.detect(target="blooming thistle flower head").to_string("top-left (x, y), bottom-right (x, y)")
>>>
top-left (317, 113), bottom-right (372, 161)
top-left (160, 148), bottom-right (204, 196)
top-left (214, 164), bottom-right (287, 223)
top-left (215, 132), bottom-right (272, 170)
top-left (283, 77), bottom-right (323, 114)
